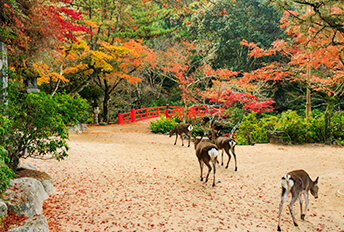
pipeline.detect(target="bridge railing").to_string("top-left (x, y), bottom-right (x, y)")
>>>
top-left (117, 105), bottom-right (225, 124)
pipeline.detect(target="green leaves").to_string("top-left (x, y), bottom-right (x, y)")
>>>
top-left (188, 0), bottom-right (285, 71)
top-left (0, 81), bottom-right (89, 173)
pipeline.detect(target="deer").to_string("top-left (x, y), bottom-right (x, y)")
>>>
top-left (193, 137), bottom-right (219, 187)
top-left (211, 129), bottom-right (238, 171)
top-left (277, 169), bottom-right (319, 231)
top-left (169, 123), bottom-right (193, 147)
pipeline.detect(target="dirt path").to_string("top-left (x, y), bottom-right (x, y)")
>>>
top-left (23, 119), bottom-right (344, 232)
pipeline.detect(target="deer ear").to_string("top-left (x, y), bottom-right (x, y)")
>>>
top-left (315, 176), bottom-right (319, 184)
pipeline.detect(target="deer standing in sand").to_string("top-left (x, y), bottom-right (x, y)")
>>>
top-left (211, 130), bottom-right (238, 171)
top-left (193, 137), bottom-right (219, 187)
top-left (277, 169), bottom-right (319, 231)
top-left (169, 124), bottom-right (193, 147)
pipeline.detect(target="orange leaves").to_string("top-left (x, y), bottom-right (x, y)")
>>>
top-left (64, 64), bottom-right (89, 74)
top-left (84, 20), bottom-right (99, 28)
top-left (33, 62), bottom-right (69, 84)
top-left (64, 38), bottom-right (155, 87)
top-left (203, 65), bottom-right (239, 80)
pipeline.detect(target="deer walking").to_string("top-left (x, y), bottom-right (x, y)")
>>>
top-left (212, 130), bottom-right (238, 171)
top-left (169, 124), bottom-right (193, 147)
top-left (193, 137), bottom-right (219, 187)
top-left (277, 169), bottom-right (319, 231)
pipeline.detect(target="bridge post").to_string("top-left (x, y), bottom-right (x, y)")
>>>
top-left (131, 104), bottom-right (136, 122)
top-left (118, 110), bottom-right (123, 124)
top-left (156, 107), bottom-right (160, 117)
top-left (166, 104), bottom-right (171, 119)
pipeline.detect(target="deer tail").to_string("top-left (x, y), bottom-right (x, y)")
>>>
top-left (229, 140), bottom-right (236, 147)
top-left (281, 174), bottom-right (294, 196)
top-left (188, 125), bottom-right (193, 131)
top-left (208, 148), bottom-right (219, 161)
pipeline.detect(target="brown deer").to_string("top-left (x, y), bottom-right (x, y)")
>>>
top-left (211, 130), bottom-right (238, 171)
top-left (277, 169), bottom-right (319, 231)
top-left (169, 124), bottom-right (193, 147)
top-left (193, 137), bottom-right (219, 187)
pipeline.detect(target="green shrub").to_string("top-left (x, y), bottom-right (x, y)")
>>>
top-left (150, 115), bottom-right (179, 134)
top-left (0, 116), bottom-right (14, 194)
top-left (236, 110), bottom-right (343, 145)
top-left (54, 93), bottom-right (90, 125)
top-left (235, 112), bottom-right (279, 145)
top-left (331, 112), bottom-right (344, 145)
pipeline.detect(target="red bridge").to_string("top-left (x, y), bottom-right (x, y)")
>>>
top-left (118, 105), bottom-right (225, 124)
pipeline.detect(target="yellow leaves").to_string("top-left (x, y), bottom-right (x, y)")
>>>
top-left (64, 64), bottom-right (89, 74)
top-left (91, 51), bottom-right (113, 71)
top-left (33, 62), bottom-right (49, 77)
top-left (33, 62), bottom-right (69, 84)
top-left (83, 69), bottom-right (94, 76)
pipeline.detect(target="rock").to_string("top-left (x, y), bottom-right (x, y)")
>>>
top-left (8, 214), bottom-right (49, 232)
top-left (21, 164), bottom-right (37, 170)
top-left (42, 179), bottom-right (54, 196)
top-left (4, 178), bottom-right (49, 217)
top-left (15, 169), bottom-right (54, 196)
top-left (0, 199), bottom-right (8, 218)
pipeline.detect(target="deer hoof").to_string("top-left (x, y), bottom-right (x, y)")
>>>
top-left (225, 165), bottom-right (229, 169)
top-left (235, 167), bottom-right (238, 171)
top-left (301, 214), bottom-right (305, 220)
top-left (212, 183), bottom-right (215, 187)
top-left (277, 226), bottom-right (281, 231)
top-left (200, 177), bottom-right (203, 181)
top-left (294, 222), bottom-right (298, 227)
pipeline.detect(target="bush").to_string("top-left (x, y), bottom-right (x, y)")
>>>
top-left (235, 112), bottom-right (278, 145)
top-left (150, 115), bottom-right (179, 134)
top-left (0, 116), bottom-right (14, 194)
top-left (236, 110), bottom-right (343, 145)
top-left (54, 93), bottom-right (90, 125)
top-left (0, 82), bottom-right (89, 172)
top-left (331, 112), bottom-right (344, 145)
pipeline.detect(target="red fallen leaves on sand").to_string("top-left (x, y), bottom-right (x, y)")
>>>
top-left (0, 208), bottom-right (29, 232)
top-left (42, 195), bottom-right (66, 231)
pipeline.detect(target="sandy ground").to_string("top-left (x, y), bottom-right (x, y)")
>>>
top-left (21, 118), bottom-right (344, 232)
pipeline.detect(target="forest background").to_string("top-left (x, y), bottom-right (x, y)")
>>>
top-left (1, 0), bottom-right (344, 192)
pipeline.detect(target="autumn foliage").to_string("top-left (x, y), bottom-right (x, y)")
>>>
top-left (0, 0), bottom-right (90, 69)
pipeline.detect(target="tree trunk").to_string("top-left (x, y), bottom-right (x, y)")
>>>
top-left (324, 98), bottom-right (335, 145)
top-left (102, 80), bottom-right (110, 123)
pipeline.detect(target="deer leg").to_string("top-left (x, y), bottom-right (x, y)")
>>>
top-left (212, 158), bottom-right (216, 187)
top-left (288, 193), bottom-right (299, 227)
top-left (225, 148), bottom-right (231, 169)
top-left (221, 149), bottom-right (225, 166)
top-left (277, 188), bottom-right (288, 231)
top-left (199, 160), bottom-right (204, 181)
top-left (174, 134), bottom-right (178, 145)
top-left (301, 192), bottom-right (309, 220)
top-left (205, 162), bottom-right (212, 183)
top-left (187, 134), bottom-right (191, 147)
top-left (299, 194), bottom-right (304, 220)
top-left (231, 147), bottom-right (238, 171)
top-left (181, 134), bottom-right (185, 146)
